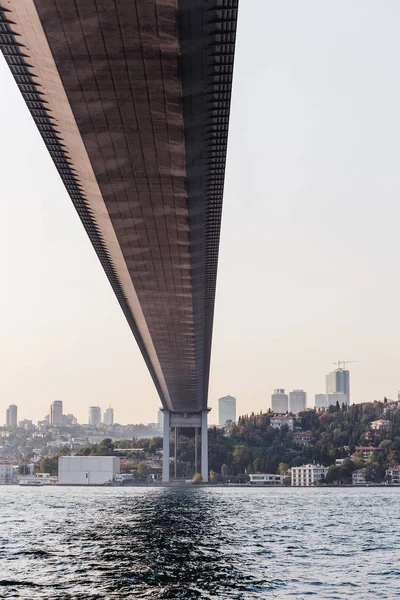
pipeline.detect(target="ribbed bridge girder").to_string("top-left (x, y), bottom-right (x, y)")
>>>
top-left (0, 0), bottom-right (238, 413)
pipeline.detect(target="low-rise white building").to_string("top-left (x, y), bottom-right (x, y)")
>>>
top-left (270, 416), bottom-right (294, 431)
top-left (352, 468), bottom-right (367, 485)
top-left (386, 466), bottom-right (400, 484)
top-left (58, 456), bottom-right (120, 485)
top-left (0, 465), bottom-right (17, 484)
top-left (291, 464), bottom-right (328, 486)
top-left (370, 419), bottom-right (390, 431)
top-left (249, 473), bottom-right (285, 485)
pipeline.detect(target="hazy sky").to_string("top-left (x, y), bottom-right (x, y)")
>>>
top-left (1, 1), bottom-right (400, 425)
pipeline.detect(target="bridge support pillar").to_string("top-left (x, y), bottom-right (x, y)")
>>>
top-left (201, 410), bottom-right (208, 482)
top-left (162, 410), bottom-right (170, 483)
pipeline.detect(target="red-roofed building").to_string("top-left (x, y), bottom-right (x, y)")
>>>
top-left (355, 446), bottom-right (376, 459)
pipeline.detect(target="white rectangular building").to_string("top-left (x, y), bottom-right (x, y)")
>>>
top-left (249, 473), bottom-right (285, 485)
top-left (218, 395), bottom-right (236, 426)
top-left (58, 456), bottom-right (120, 485)
top-left (0, 465), bottom-right (17, 484)
top-left (271, 389), bottom-right (288, 413)
top-left (352, 468), bottom-right (367, 485)
top-left (289, 390), bottom-right (306, 414)
top-left (270, 415), bottom-right (294, 431)
top-left (291, 464), bottom-right (328, 486)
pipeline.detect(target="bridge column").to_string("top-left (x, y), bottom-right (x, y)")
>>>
top-left (162, 410), bottom-right (170, 483)
top-left (201, 410), bottom-right (208, 482)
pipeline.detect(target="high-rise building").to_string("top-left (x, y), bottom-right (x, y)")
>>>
top-left (326, 368), bottom-right (350, 405)
top-left (271, 389), bottom-right (288, 413)
top-left (289, 390), bottom-right (307, 414)
top-left (89, 406), bottom-right (102, 427)
top-left (157, 409), bottom-right (164, 431)
top-left (315, 394), bottom-right (327, 409)
top-left (64, 414), bottom-right (78, 426)
top-left (50, 401), bottom-right (63, 426)
top-left (218, 395), bottom-right (236, 426)
top-left (6, 404), bottom-right (18, 427)
top-left (327, 392), bottom-right (348, 407)
top-left (104, 407), bottom-right (114, 426)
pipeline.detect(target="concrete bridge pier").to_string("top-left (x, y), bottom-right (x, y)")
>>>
top-left (162, 410), bottom-right (209, 483)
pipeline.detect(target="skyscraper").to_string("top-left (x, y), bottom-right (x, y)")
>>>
top-left (50, 401), bottom-right (63, 426)
top-left (157, 409), bottom-right (164, 431)
top-left (326, 368), bottom-right (350, 406)
top-left (89, 406), bottom-right (102, 427)
top-left (289, 390), bottom-right (307, 414)
top-left (271, 389), bottom-right (288, 413)
top-left (6, 404), bottom-right (17, 427)
top-left (327, 392), bottom-right (348, 407)
top-left (218, 395), bottom-right (236, 426)
top-left (104, 407), bottom-right (114, 426)
top-left (315, 394), bottom-right (327, 409)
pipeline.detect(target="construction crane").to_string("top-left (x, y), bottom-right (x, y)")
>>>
top-left (334, 360), bottom-right (357, 370)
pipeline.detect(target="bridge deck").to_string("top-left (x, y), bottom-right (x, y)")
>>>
top-left (0, 0), bottom-right (238, 413)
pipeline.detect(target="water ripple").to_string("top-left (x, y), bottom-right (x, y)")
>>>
top-left (0, 487), bottom-right (400, 598)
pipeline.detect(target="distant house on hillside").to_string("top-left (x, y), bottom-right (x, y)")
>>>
top-left (270, 416), bottom-right (294, 432)
top-left (354, 446), bottom-right (376, 460)
top-left (370, 419), bottom-right (390, 431)
top-left (292, 431), bottom-right (311, 447)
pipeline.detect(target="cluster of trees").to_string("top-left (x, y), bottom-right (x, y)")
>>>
top-left (202, 400), bottom-right (400, 482)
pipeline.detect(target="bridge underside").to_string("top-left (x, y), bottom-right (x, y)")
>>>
top-left (0, 0), bottom-right (238, 479)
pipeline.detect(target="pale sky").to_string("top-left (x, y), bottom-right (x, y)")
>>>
top-left (1, 1), bottom-right (400, 426)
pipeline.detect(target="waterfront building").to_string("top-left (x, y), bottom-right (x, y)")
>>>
top-left (370, 419), bottom-right (390, 431)
top-left (89, 406), bottom-right (101, 427)
top-left (327, 392), bottom-right (348, 407)
top-left (249, 474), bottom-right (285, 485)
top-left (289, 390), bottom-right (306, 414)
top-left (58, 456), bottom-right (120, 485)
top-left (271, 389), bottom-right (288, 413)
top-left (0, 465), bottom-right (17, 484)
top-left (291, 464), bottom-right (328, 486)
top-left (386, 466), bottom-right (400, 484)
top-left (352, 468), bottom-right (367, 485)
top-left (218, 395), bottom-right (236, 426)
top-left (326, 368), bottom-right (350, 405)
top-left (103, 407), bottom-right (114, 426)
top-left (50, 401), bottom-right (63, 426)
top-left (315, 394), bottom-right (327, 409)
top-left (270, 415), bottom-right (294, 431)
top-left (5, 405), bottom-right (18, 428)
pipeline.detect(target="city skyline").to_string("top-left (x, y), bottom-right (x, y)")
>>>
top-left (2, 1), bottom-right (400, 423)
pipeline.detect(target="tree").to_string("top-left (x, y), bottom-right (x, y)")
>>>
top-left (326, 465), bottom-right (340, 484)
top-left (209, 469), bottom-right (218, 482)
top-left (365, 464), bottom-right (385, 483)
top-left (192, 473), bottom-right (202, 483)
top-left (137, 462), bottom-right (149, 480)
top-left (221, 464), bottom-right (229, 477)
top-left (98, 438), bottom-right (114, 456)
top-left (232, 444), bottom-right (250, 474)
top-left (279, 462), bottom-right (289, 476)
